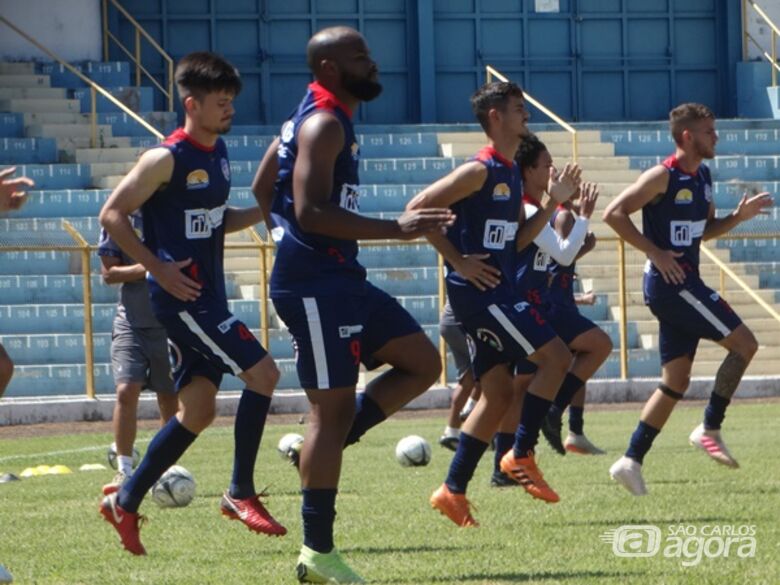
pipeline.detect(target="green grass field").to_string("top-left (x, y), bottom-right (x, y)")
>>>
top-left (0, 400), bottom-right (778, 584)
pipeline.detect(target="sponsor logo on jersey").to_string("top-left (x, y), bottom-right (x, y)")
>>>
top-left (281, 120), bottom-right (294, 143)
top-left (340, 184), bottom-right (360, 212)
top-left (674, 188), bottom-right (693, 204)
top-left (220, 158), bottom-right (230, 182)
top-left (186, 169), bottom-right (210, 190)
top-left (533, 248), bottom-right (550, 271)
top-left (338, 324), bottom-right (364, 338)
top-left (476, 327), bottom-right (504, 352)
top-left (185, 204), bottom-right (226, 239)
top-left (492, 182), bottom-right (511, 201)
top-left (670, 221), bottom-right (692, 246)
top-left (217, 315), bottom-right (239, 334)
top-left (483, 219), bottom-right (518, 250)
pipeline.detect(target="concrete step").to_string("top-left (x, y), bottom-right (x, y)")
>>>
top-left (0, 74), bottom-right (50, 88)
top-left (0, 98), bottom-right (81, 114)
top-left (567, 156), bottom-right (632, 171)
top-left (439, 141), bottom-right (615, 158)
top-left (92, 175), bottom-right (124, 189)
top-left (89, 161), bottom-right (135, 178)
top-left (436, 130), bottom-right (604, 144)
top-left (75, 147), bottom-right (145, 164)
top-left (26, 123), bottom-right (113, 139)
top-left (0, 87), bottom-right (66, 99)
top-left (56, 136), bottom-right (132, 161)
top-left (0, 62), bottom-right (37, 75)
top-left (22, 112), bottom-right (91, 126)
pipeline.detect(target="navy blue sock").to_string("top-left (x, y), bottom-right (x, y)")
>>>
top-left (625, 421), bottom-right (660, 464)
top-left (344, 393), bottom-right (386, 447)
top-left (569, 406), bottom-right (584, 435)
top-left (493, 432), bottom-right (514, 475)
top-left (118, 417), bottom-right (197, 513)
top-left (444, 432), bottom-right (489, 494)
top-left (229, 390), bottom-right (272, 499)
top-left (703, 393), bottom-right (730, 431)
top-left (513, 392), bottom-right (553, 456)
top-left (553, 373), bottom-right (584, 411)
top-left (302, 488), bottom-right (337, 553)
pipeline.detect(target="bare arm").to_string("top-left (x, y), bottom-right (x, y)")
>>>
top-left (602, 164), bottom-right (686, 285)
top-left (0, 167), bottom-right (34, 212)
top-left (407, 161), bottom-right (501, 291)
top-left (702, 191), bottom-right (773, 240)
top-left (98, 148), bottom-right (201, 301)
top-left (294, 113), bottom-right (453, 240)
top-left (251, 137), bottom-right (280, 234)
top-left (224, 206), bottom-right (262, 233)
top-left (100, 255), bottom-right (146, 284)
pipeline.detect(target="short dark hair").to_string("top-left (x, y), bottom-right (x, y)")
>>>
top-left (516, 133), bottom-right (548, 170)
top-left (669, 102), bottom-right (714, 145)
top-left (471, 81), bottom-right (524, 132)
top-left (175, 52), bottom-right (242, 104)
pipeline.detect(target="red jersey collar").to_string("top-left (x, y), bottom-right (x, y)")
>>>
top-left (522, 193), bottom-right (541, 207)
top-left (477, 145), bottom-right (514, 169)
top-left (309, 81), bottom-right (354, 119)
top-left (663, 154), bottom-right (699, 176)
top-left (164, 128), bottom-right (216, 152)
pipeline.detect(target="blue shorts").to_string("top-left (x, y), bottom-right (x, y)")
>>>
top-left (272, 282), bottom-right (422, 390)
top-left (546, 306), bottom-right (598, 345)
top-left (157, 306), bottom-right (267, 390)
top-left (460, 300), bottom-right (557, 379)
top-left (648, 281), bottom-right (743, 365)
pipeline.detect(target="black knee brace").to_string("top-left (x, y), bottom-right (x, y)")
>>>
top-left (658, 383), bottom-right (684, 401)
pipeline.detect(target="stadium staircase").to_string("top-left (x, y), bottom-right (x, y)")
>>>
top-left (1, 59), bottom-right (780, 399)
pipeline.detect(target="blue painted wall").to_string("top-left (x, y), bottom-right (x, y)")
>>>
top-left (106, 0), bottom-right (741, 126)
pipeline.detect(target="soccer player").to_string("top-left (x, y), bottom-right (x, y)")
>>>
top-left (98, 52), bottom-right (285, 556)
top-left (263, 27), bottom-right (453, 583)
top-left (97, 212), bottom-right (179, 495)
top-left (438, 300), bottom-right (479, 451)
top-left (603, 103), bottom-right (772, 495)
top-left (407, 81), bottom-right (580, 527)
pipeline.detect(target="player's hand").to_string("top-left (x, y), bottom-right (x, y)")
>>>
top-left (580, 232), bottom-right (597, 255)
top-left (548, 163), bottom-right (582, 204)
top-left (395, 208), bottom-right (455, 240)
top-left (0, 166), bottom-right (34, 212)
top-left (648, 248), bottom-right (685, 285)
top-left (151, 258), bottom-right (202, 302)
top-left (577, 291), bottom-right (596, 305)
top-left (454, 253), bottom-right (502, 291)
top-left (735, 191), bottom-right (773, 222)
top-left (578, 182), bottom-right (599, 219)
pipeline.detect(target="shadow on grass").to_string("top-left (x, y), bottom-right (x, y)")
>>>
top-left (374, 568), bottom-right (651, 583)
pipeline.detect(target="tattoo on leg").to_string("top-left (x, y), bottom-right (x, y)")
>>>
top-left (713, 351), bottom-right (748, 400)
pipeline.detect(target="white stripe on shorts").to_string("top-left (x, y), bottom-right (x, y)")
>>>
top-left (178, 311), bottom-right (243, 375)
top-left (678, 289), bottom-right (731, 337)
top-left (487, 304), bottom-right (535, 355)
top-left (303, 298), bottom-right (330, 389)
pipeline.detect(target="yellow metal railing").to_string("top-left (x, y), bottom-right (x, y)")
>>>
top-left (102, 0), bottom-right (175, 112)
top-left (0, 16), bottom-right (164, 146)
top-left (743, 0), bottom-right (780, 87)
top-left (486, 65), bottom-right (579, 162)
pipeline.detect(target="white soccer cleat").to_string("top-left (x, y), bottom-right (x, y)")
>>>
top-left (564, 432), bottom-right (606, 455)
top-left (689, 424), bottom-right (739, 469)
top-left (609, 456), bottom-right (648, 496)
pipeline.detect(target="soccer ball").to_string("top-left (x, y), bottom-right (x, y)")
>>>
top-left (395, 435), bottom-right (432, 467)
top-left (277, 433), bottom-right (304, 463)
top-left (107, 442), bottom-right (140, 470)
top-left (151, 465), bottom-right (196, 508)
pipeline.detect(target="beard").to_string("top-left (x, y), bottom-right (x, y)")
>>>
top-left (341, 70), bottom-right (383, 102)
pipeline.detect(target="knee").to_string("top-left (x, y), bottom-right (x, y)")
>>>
top-left (243, 357), bottom-right (280, 395)
top-left (738, 333), bottom-right (759, 361)
top-left (181, 401), bottom-right (216, 433)
top-left (539, 339), bottom-right (572, 375)
top-left (115, 384), bottom-right (140, 408)
top-left (597, 330), bottom-right (614, 358)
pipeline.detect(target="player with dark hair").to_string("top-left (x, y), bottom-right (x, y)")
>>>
top-left (257, 27), bottom-right (453, 583)
top-left (408, 82), bottom-right (581, 527)
top-left (98, 51), bottom-right (285, 555)
top-left (604, 102), bottom-right (772, 495)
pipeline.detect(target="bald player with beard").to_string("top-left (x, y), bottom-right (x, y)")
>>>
top-left (255, 27), bottom-right (453, 583)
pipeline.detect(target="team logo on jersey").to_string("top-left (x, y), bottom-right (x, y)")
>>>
top-left (476, 328), bottom-right (503, 352)
top-left (704, 183), bottom-right (713, 203)
top-left (670, 221), bottom-right (692, 246)
top-left (338, 324), bottom-right (364, 338)
top-left (492, 183), bottom-right (511, 201)
top-left (281, 120), bottom-right (294, 143)
top-left (483, 219), bottom-right (518, 250)
top-left (185, 204), bottom-right (226, 239)
top-left (168, 340), bottom-right (182, 374)
top-left (351, 142), bottom-right (360, 160)
top-left (186, 169), bottom-right (210, 190)
top-left (220, 158), bottom-right (230, 182)
top-left (674, 188), bottom-right (693, 205)
top-left (533, 249), bottom-right (550, 271)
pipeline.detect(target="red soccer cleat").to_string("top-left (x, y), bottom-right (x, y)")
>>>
top-left (220, 491), bottom-right (287, 536)
top-left (99, 492), bottom-right (147, 555)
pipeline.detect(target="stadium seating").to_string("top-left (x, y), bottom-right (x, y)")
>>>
top-left (1, 59), bottom-right (779, 398)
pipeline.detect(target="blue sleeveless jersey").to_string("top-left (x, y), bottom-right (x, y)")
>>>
top-left (142, 128), bottom-right (231, 315)
top-left (271, 81), bottom-right (364, 297)
top-left (547, 208), bottom-right (577, 309)
top-left (445, 146), bottom-right (522, 319)
top-left (643, 155), bottom-right (712, 300)
top-left (514, 195), bottom-right (552, 306)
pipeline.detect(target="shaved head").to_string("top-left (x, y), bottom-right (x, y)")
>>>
top-left (307, 26), bottom-right (365, 73)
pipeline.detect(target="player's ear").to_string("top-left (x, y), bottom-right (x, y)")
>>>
top-left (183, 95), bottom-right (198, 115)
